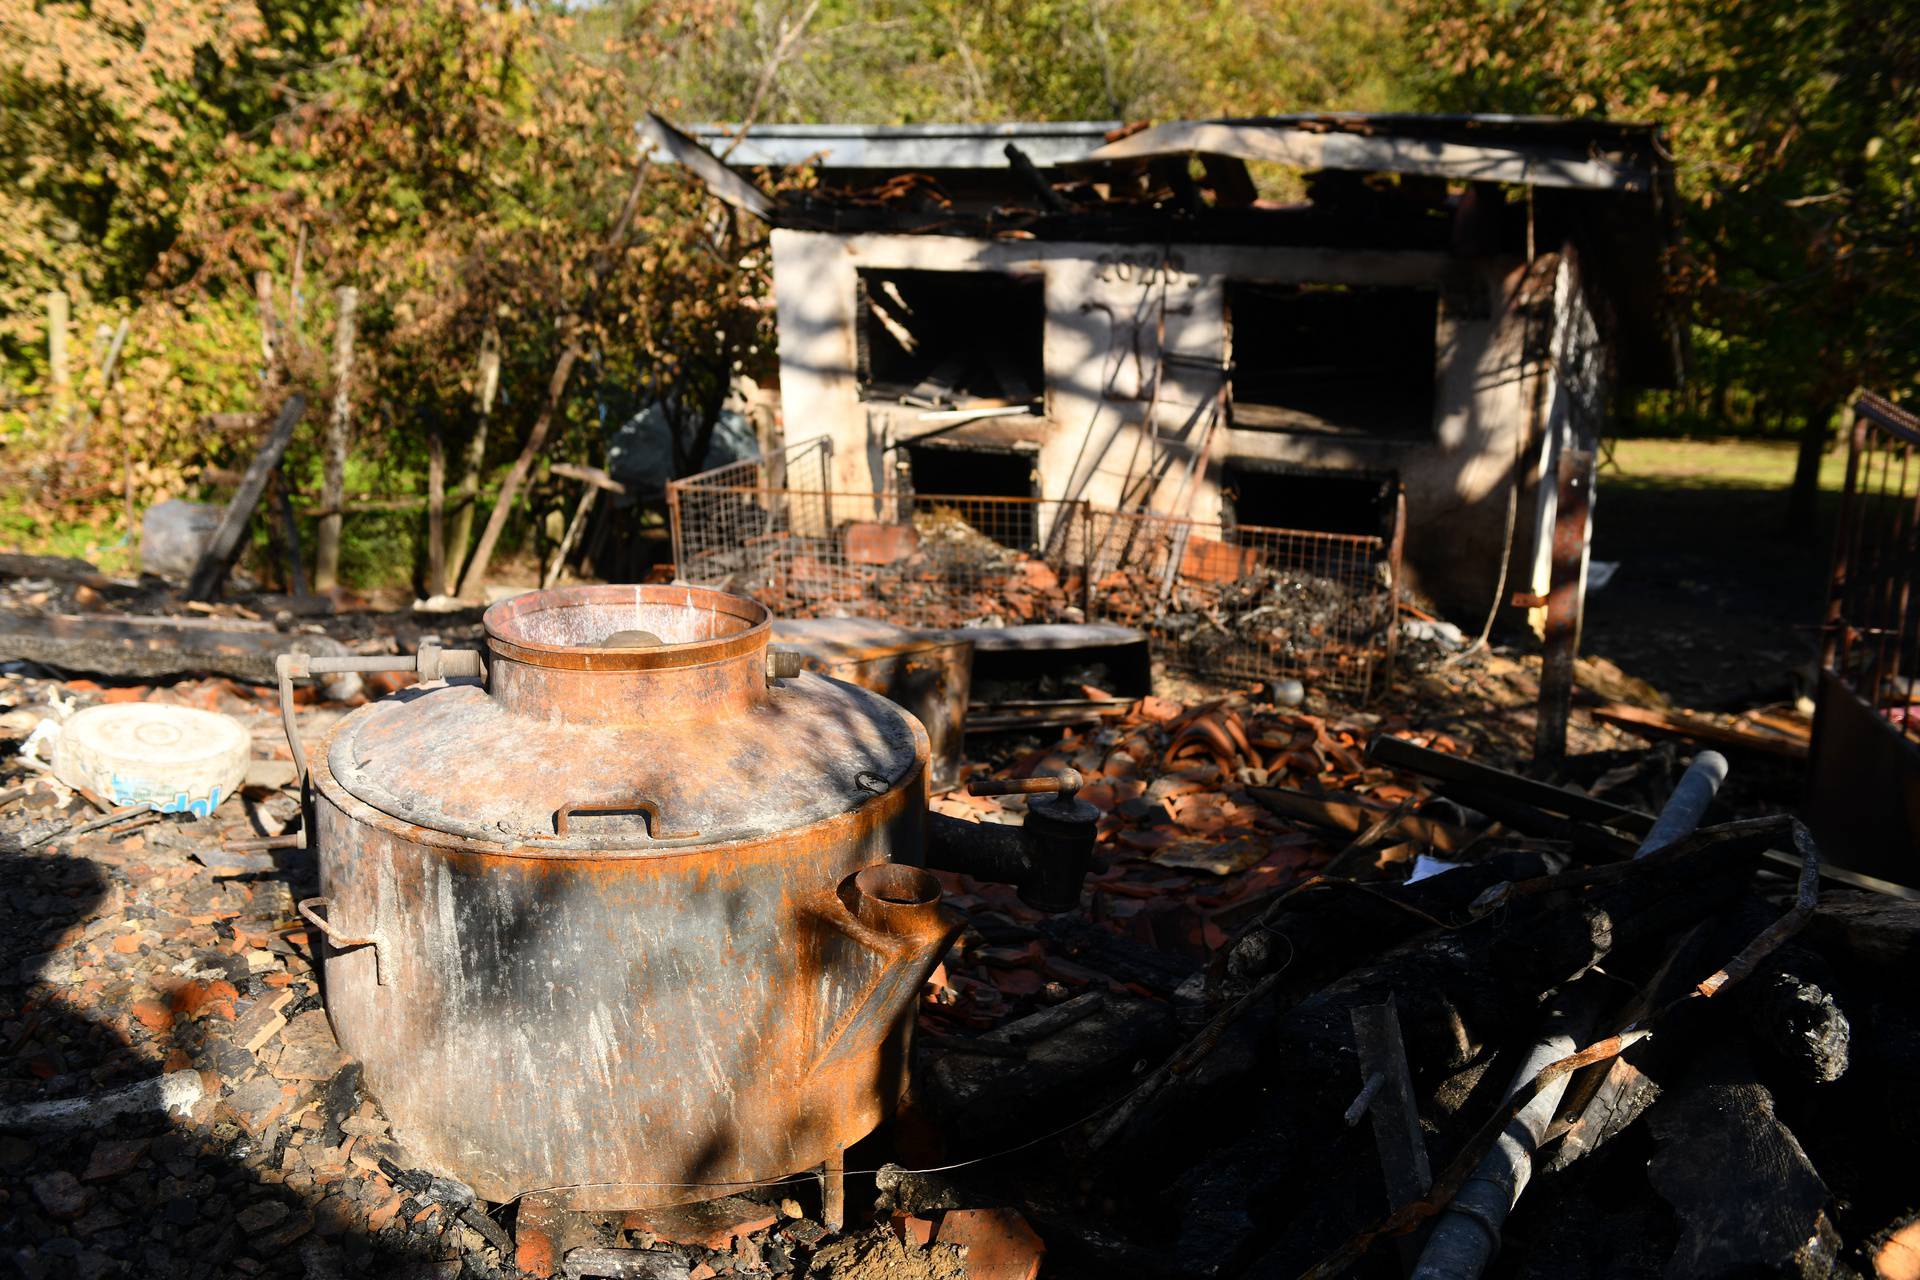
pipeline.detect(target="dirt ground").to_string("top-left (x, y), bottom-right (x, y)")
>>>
top-left (1582, 437), bottom-right (1842, 712)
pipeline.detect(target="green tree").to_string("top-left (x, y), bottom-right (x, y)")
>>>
top-left (1406, 0), bottom-right (1920, 519)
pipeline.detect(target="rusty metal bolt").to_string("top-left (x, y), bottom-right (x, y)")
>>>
top-left (766, 649), bottom-right (805, 682)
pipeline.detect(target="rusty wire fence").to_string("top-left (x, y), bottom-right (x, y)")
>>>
top-left (670, 485), bottom-right (1090, 628)
top-left (1085, 509), bottom-right (1399, 699)
top-left (676, 433), bottom-right (836, 496)
top-left (668, 469), bottom-right (1403, 697)
top-left (1822, 393), bottom-right (1920, 746)
top-left (1809, 392), bottom-right (1920, 881)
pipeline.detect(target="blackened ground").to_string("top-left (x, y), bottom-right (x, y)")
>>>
top-left (1582, 440), bottom-right (1839, 714)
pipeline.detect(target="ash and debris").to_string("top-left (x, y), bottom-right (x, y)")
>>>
top-left (0, 554), bottom-right (1866, 1280)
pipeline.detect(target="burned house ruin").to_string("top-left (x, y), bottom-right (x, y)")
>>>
top-left (653, 115), bottom-right (1681, 633)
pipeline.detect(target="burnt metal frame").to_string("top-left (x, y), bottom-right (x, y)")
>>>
top-left (1808, 392), bottom-right (1920, 883)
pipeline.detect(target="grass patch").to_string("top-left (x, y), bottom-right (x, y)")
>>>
top-left (1600, 437), bottom-right (1848, 494)
top-left (0, 492), bottom-right (136, 575)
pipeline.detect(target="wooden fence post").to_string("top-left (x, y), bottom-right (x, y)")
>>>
top-left (46, 292), bottom-right (70, 424)
top-left (457, 335), bottom-right (581, 598)
top-left (314, 287), bottom-right (359, 592)
top-left (427, 431), bottom-right (447, 598)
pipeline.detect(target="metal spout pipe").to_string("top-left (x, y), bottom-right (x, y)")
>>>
top-left (923, 773), bottom-right (1097, 913)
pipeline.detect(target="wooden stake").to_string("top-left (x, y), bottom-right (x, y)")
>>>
top-left (427, 430), bottom-right (447, 598)
top-left (542, 482), bottom-right (598, 589)
top-left (458, 156), bottom-right (651, 598)
top-left (255, 272), bottom-right (279, 371)
top-left (314, 286), bottom-right (359, 592)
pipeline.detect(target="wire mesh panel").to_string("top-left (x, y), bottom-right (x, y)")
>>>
top-left (670, 467), bottom-right (1401, 697)
top-left (670, 485), bottom-right (1089, 628)
top-left (1823, 393), bottom-right (1920, 746)
top-left (1085, 509), bottom-right (1399, 698)
top-left (675, 434), bottom-right (835, 495)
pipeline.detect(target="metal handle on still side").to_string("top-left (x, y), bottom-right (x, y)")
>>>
top-left (297, 896), bottom-right (388, 987)
top-left (552, 798), bottom-right (699, 841)
top-left (275, 643), bottom-right (486, 783)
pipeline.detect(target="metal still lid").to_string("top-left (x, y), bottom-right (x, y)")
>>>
top-left (321, 585), bottom-right (924, 852)
top-left (326, 672), bottom-right (919, 851)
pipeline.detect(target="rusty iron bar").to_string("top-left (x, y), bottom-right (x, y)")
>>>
top-left (967, 769), bottom-right (1082, 800)
top-left (820, 1146), bottom-right (846, 1234)
top-left (276, 643), bottom-right (485, 782)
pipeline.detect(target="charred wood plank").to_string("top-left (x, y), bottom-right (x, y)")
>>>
top-left (1349, 997), bottom-right (1431, 1213)
top-left (1367, 734), bottom-right (1657, 834)
top-left (1431, 781), bottom-right (1641, 861)
top-left (0, 610), bottom-right (350, 683)
top-left (0, 553), bottom-right (117, 587)
top-left (1803, 891), bottom-right (1920, 980)
top-left (1646, 1045), bottom-right (1844, 1278)
top-left (1038, 913), bottom-right (1198, 997)
top-left (1143, 843), bottom-right (1767, 1276)
top-left (187, 394), bottom-right (305, 600)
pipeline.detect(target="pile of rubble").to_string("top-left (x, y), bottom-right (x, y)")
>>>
top-left (0, 563), bottom-right (1908, 1279)
top-left (916, 721), bottom-right (1918, 1279)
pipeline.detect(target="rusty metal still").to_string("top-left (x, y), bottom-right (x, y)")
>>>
top-left (294, 584), bottom-right (963, 1209)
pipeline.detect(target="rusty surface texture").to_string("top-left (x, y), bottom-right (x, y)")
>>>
top-left (770, 617), bottom-right (972, 793)
top-left (308, 584), bottom-right (960, 1207)
top-left (1809, 393), bottom-right (1920, 884)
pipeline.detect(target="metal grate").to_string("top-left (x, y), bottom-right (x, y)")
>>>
top-left (668, 471), bottom-right (1403, 698)
top-left (1086, 509), bottom-right (1399, 698)
top-left (669, 486), bottom-right (1089, 628)
top-left (674, 434), bottom-right (835, 495)
top-left (1823, 393), bottom-right (1920, 745)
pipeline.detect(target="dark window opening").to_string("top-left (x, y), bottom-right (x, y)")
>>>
top-left (857, 268), bottom-right (1044, 407)
top-left (1223, 461), bottom-right (1398, 539)
top-left (903, 443), bottom-right (1039, 550)
top-left (1227, 282), bottom-right (1437, 437)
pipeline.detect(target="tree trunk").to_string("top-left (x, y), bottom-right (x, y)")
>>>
top-left (446, 326), bottom-right (500, 588)
top-left (314, 286), bottom-right (359, 592)
top-left (45, 291), bottom-right (70, 425)
top-left (457, 336), bottom-right (582, 599)
top-left (1788, 394), bottom-right (1833, 527)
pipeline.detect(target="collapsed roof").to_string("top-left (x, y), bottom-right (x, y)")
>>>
top-left (642, 113), bottom-right (1682, 388)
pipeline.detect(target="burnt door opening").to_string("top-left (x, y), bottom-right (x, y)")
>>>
top-left (1227, 282), bottom-right (1438, 437)
top-left (857, 268), bottom-right (1045, 407)
top-left (1223, 461), bottom-right (1398, 538)
top-left (903, 442), bottom-right (1040, 550)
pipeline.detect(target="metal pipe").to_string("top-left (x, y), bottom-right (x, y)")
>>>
top-left (276, 645), bottom-right (484, 783)
top-left (1412, 752), bottom-right (1733, 1279)
top-left (1411, 988), bottom-right (1602, 1280)
top-left (1634, 751), bottom-right (1729, 857)
top-left (922, 772), bottom-right (1098, 914)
